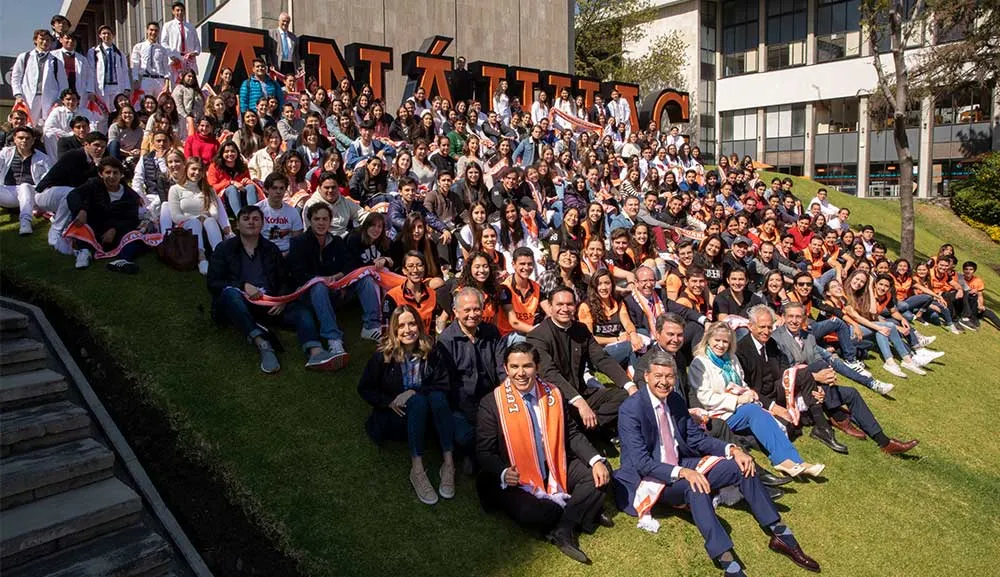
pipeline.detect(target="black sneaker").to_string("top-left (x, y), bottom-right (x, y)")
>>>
top-left (106, 259), bottom-right (140, 274)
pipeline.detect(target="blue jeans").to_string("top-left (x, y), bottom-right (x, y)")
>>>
top-left (896, 294), bottom-right (932, 320)
top-left (223, 184), bottom-right (256, 218)
top-left (859, 322), bottom-right (910, 361)
top-left (406, 390), bottom-right (454, 457)
top-left (725, 404), bottom-right (801, 466)
top-left (814, 347), bottom-right (877, 391)
top-left (305, 277), bottom-right (381, 340)
top-left (506, 332), bottom-right (527, 346)
top-left (214, 287), bottom-right (321, 353)
top-left (810, 317), bottom-right (859, 362)
top-left (453, 411), bottom-right (475, 450)
top-left (604, 340), bottom-right (639, 372)
top-left (813, 268), bottom-right (838, 294)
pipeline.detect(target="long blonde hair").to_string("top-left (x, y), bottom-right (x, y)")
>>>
top-left (379, 305), bottom-right (434, 364)
top-left (693, 322), bottom-right (738, 360)
top-left (177, 157), bottom-right (215, 213)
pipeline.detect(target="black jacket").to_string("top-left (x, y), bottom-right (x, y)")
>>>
top-left (36, 148), bottom-right (99, 192)
top-left (285, 231), bottom-right (347, 286)
top-left (57, 135), bottom-right (84, 157)
top-left (735, 334), bottom-right (789, 410)
top-left (66, 178), bottom-right (141, 238)
top-left (357, 349), bottom-right (450, 408)
top-left (526, 318), bottom-right (630, 401)
top-left (434, 320), bottom-right (507, 423)
top-left (207, 235), bottom-right (289, 301)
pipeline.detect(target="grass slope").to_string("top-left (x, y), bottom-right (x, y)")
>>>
top-left (1, 178), bottom-right (998, 577)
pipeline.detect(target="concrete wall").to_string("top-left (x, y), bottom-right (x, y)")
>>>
top-left (217, 0), bottom-right (572, 106)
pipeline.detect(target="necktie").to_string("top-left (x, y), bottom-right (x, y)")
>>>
top-left (64, 52), bottom-right (76, 91)
top-left (102, 46), bottom-right (115, 85)
top-left (656, 403), bottom-right (679, 465)
top-left (35, 52), bottom-right (45, 95)
top-left (180, 22), bottom-right (186, 54)
top-left (282, 32), bottom-right (289, 60)
top-left (523, 392), bottom-right (548, 481)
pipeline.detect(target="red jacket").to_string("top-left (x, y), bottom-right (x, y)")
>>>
top-left (207, 163), bottom-right (252, 195)
top-left (184, 132), bottom-right (220, 165)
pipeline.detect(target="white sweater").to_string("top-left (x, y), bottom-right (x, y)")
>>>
top-left (168, 181), bottom-right (217, 223)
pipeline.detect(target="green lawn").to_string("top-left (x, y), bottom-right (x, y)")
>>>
top-left (1, 178), bottom-right (999, 577)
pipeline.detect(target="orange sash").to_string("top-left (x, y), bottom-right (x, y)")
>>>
top-left (781, 365), bottom-right (804, 426)
top-left (494, 378), bottom-right (568, 498)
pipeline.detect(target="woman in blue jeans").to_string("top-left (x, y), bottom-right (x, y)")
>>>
top-left (358, 305), bottom-right (456, 506)
top-left (576, 270), bottom-right (644, 377)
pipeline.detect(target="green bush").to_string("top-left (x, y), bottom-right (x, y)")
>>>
top-left (952, 152), bottom-right (1000, 225)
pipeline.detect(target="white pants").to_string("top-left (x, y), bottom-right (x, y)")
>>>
top-left (138, 78), bottom-right (166, 98)
top-left (28, 94), bottom-right (52, 126)
top-left (34, 185), bottom-right (73, 249)
top-left (159, 197), bottom-right (228, 235)
top-left (0, 183), bottom-right (36, 224)
top-left (178, 217), bottom-right (223, 253)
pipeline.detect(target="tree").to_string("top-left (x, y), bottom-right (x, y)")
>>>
top-left (574, 0), bottom-right (688, 91)
top-left (861, 0), bottom-right (996, 262)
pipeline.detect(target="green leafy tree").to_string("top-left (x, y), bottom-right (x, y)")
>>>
top-left (575, 0), bottom-right (688, 90)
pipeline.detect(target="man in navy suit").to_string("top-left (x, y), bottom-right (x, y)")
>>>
top-left (613, 350), bottom-right (820, 576)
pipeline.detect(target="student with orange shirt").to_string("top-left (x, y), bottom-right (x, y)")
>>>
top-left (927, 255), bottom-right (964, 329)
top-left (675, 267), bottom-right (713, 320)
top-left (664, 240), bottom-right (695, 300)
top-left (959, 261), bottom-right (999, 330)
top-left (577, 269), bottom-right (643, 374)
top-left (497, 247), bottom-right (543, 344)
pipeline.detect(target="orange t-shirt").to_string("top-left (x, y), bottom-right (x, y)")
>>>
top-left (967, 275), bottom-right (985, 293)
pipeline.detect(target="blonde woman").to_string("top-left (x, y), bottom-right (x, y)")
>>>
top-left (357, 304), bottom-right (456, 505)
top-left (168, 157), bottom-right (228, 275)
top-left (688, 322), bottom-right (824, 478)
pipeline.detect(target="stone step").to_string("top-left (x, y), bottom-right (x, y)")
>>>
top-left (0, 338), bottom-right (48, 375)
top-left (0, 477), bottom-right (143, 568)
top-left (0, 368), bottom-right (68, 409)
top-left (1, 438), bottom-right (115, 510)
top-left (4, 523), bottom-right (173, 577)
top-left (0, 309), bottom-right (30, 340)
top-left (0, 401), bottom-right (91, 457)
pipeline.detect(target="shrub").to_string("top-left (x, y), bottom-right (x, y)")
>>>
top-left (952, 152), bottom-right (1000, 225)
top-left (959, 215), bottom-right (1000, 244)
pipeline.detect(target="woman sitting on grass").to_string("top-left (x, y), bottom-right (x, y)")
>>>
top-left (168, 157), bottom-right (229, 275)
top-left (358, 304), bottom-right (456, 506)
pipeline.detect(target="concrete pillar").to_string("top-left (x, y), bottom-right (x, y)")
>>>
top-left (917, 96), bottom-right (934, 198)
top-left (857, 96), bottom-right (871, 198)
top-left (992, 83), bottom-right (1000, 152)
top-left (806, 0), bottom-right (816, 65)
top-left (804, 103), bottom-right (815, 178)
top-left (756, 108), bottom-right (766, 162)
top-left (758, 0), bottom-right (767, 72)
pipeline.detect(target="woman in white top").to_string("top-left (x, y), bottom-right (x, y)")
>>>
top-left (248, 126), bottom-right (282, 182)
top-left (687, 322), bottom-right (825, 478)
top-left (168, 157), bottom-right (228, 275)
top-left (492, 79), bottom-right (511, 125)
top-left (530, 90), bottom-right (550, 125)
top-left (551, 87), bottom-right (576, 131)
top-left (410, 139), bottom-right (437, 189)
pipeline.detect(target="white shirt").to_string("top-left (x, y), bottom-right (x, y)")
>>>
top-left (256, 200), bottom-right (303, 252)
top-left (130, 41), bottom-right (171, 80)
top-left (161, 19), bottom-right (201, 59)
top-left (646, 387), bottom-right (681, 467)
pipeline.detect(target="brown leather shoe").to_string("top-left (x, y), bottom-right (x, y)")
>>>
top-left (881, 439), bottom-right (919, 455)
top-left (768, 534), bottom-right (821, 573)
top-left (830, 417), bottom-right (866, 439)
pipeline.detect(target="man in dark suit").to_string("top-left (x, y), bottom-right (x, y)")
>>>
top-left (614, 350), bottom-right (821, 577)
top-left (526, 286), bottom-right (635, 441)
top-left (476, 342), bottom-right (612, 564)
top-left (269, 13), bottom-right (299, 75)
top-left (737, 304), bottom-right (847, 453)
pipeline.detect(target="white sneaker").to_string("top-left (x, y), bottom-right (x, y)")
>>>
top-left (870, 380), bottom-right (895, 395)
top-left (198, 259), bottom-right (209, 276)
top-left (900, 358), bottom-right (926, 375)
top-left (844, 359), bottom-right (869, 375)
top-left (882, 360), bottom-right (907, 378)
top-left (946, 324), bottom-right (962, 335)
top-left (18, 220), bottom-right (33, 236)
top-left (47, 226), bottom-right (60, 247)
top-left (54, 237), bottom-right (73, 255)
top-left (916, 334), bottom-right (936, 348)
top-left (914, 348), bottom-right (945, 365)
top-left (74, 249), bottom-right (92, 269)
top-left (957, 319), bottom-right (978, 332)
top-left (360, 327), bottom-right (382, 342)
top-left (328, 339), bottom-right (346, 356)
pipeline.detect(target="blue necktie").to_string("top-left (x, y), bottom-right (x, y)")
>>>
top-left (282, 33), bottom-right (289, 60)
top-left (523, 392), bottom-right (548, 481)
top-left (102, 46), bottom-right (115, 85)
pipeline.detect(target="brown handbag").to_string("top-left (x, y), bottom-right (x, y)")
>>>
top-left (157, 227), bottom-right (199, 271)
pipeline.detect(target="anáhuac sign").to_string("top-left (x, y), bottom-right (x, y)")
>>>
top-left (201, 22), bottom-right (691, 132)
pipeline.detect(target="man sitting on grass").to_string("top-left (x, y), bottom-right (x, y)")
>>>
top-left (66, 156), bottom-right (149, 273)
top-left (207, 204), bottom-right (338, 374)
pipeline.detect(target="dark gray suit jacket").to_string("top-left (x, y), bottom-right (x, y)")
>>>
top-left (269, 28), bottom-right (299, 69)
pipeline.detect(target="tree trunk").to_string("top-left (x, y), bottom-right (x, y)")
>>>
top-left (893, 119), bottom-right (916, 262)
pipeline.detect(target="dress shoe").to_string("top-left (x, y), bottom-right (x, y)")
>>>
top-left (881, 438), bottom-right (919, 455)
top-left (758, 469), bottom-right (793, 487)
top-left (830, 417), bottom-right (867, 439)
top-left (768, 534), bottom-right (821, 572)
top-left (810, 427), bottom-right (849, 454)
top-left (547, 527), bottom-right (591, 564)
top-left (773, 460), bottom-right (805, 477)
top-left (766, 486), bottom-right (785, 501)
top-left (597, 511), bottom-right (615, 528)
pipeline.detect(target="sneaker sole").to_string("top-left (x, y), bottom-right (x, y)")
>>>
top-left (306, 354), bottom-right (349, 371)
top-left (260, 365), bottom-right (281, 374)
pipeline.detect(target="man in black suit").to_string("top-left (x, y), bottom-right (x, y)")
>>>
top-left (736, 304), bottom-right (847, 454)
top-left (476, 342), bottom-right (612, 564)
top-left (35, 131), bottom-right (107, 254)
top-left (526, 286), bottom-right (635, 441)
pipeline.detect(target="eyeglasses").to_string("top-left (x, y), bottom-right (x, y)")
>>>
top-left (795, 282), bottom-right (812, 287)
top-left (403, 264), bottom-right (425, 271)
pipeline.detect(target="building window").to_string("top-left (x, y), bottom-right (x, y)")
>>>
top-left (766, 0), bottom-right (807, 70)
top-left (934, 85), bottom-right (993, 125)
top-left (722, 0), bottom-right (759, 76)
top-left (815, 98), bottom-right (860, 133)
top-left (150, 0), bottom-right (166, 25)
top-left (699, 0), bottom-right (718, 160)
top-left (765, 105), bottom-right (806, 139)
top-left (720, 108), bottom-right (758, 160)
top-left (816, 0), bottom-right (861, 62)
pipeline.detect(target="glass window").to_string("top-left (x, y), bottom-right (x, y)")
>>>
top-left (935, 86), bottom-right (994, 125)
top-left (722, 0), bottom-right (759, 76)
top-left (815, 98), bottom-right (860, 133)
top-left (816, 0), bottom-right (863, 62)
top-left (765, 105), bottom-right (806, 138)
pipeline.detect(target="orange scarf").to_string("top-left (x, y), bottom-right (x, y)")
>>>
top-left (494, 378), bottom-right (568, 498)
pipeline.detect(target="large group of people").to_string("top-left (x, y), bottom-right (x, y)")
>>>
top-left (4, 7), bottom-right (1000, 576)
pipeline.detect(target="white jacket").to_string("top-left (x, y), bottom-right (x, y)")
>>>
top-left (9, 49), bottom-right (60, 112)
top-left (87, 44), bottom-right (131, 97)
top-left (52, 50), bottom-right (95, 97)
top-left (0, 146), bottom-right (53, 185)
top-left (688, 353), bottom-right (746, 420)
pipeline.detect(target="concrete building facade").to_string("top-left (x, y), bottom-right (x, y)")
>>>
top-left (60, 0), bottom-right (575, 108)
top-left (627, 0), bottom-right (999, 198)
